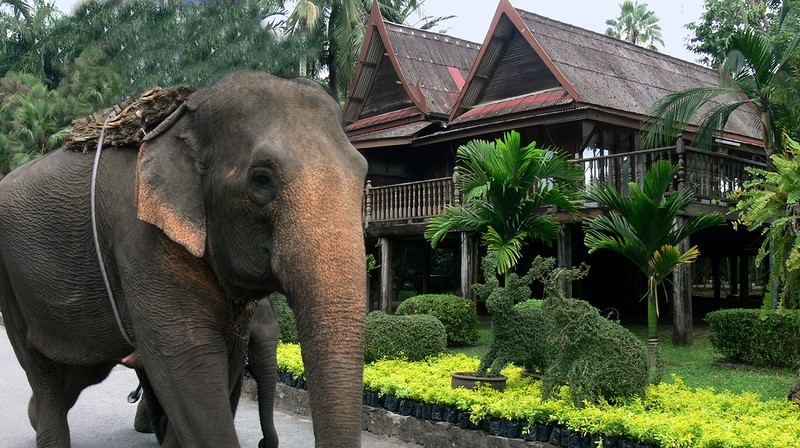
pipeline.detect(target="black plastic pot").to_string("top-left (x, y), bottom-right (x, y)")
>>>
top-left (398, 399), bottom-right (415, 416)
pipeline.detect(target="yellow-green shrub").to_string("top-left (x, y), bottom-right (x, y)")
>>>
top-left (277, 344), bottom-right (800, 447)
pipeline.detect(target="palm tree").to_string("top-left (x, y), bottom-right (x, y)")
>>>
top-left (643, 5), bottom-right (799, 157)
top-left (583, 160), bottom-right (725, 369)
top-left (605, 0), bottom-right (664, 51)
top-left (0, 73), bottom-right (77, 176)
top-left (425, 131), bottom-right (584, 278)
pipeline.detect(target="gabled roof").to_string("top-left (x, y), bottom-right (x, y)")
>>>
top-left (344, 1), bottom-right (480, 146)
top-left (447, 0), bottom-right (761, 144)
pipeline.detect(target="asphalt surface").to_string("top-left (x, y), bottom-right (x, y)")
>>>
top-left (0, 325), bottom-right (414, 447)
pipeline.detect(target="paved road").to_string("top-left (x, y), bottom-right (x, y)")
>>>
top-left (0, 326), bottom-right (413, 447)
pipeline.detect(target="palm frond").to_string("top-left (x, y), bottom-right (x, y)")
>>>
top-left (642, 86), bottom-right (736, 149)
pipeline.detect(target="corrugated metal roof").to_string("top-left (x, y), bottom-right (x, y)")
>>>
top-left (451, 88), bottom-right (573, 124)
top-left (349, 121), bottom-right (434, 143)
top-left (346, 107), bottom-right (421, 132)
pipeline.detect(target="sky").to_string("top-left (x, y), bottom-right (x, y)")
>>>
top-left (50, 0), bottom-right (706, 64)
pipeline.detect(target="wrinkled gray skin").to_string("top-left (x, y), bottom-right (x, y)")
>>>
top-left (0, 71), bottom-right (367, 447)
top-left (132, 299), bottom-right (280, 448)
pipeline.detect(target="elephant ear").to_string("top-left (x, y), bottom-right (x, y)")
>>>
top-left (136, 104), bottom-right (206, 258)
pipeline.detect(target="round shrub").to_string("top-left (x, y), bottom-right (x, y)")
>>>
top-left (543, 298), bottom-right (648, 405)
top-left (364, 311), bottom-right (447, 363)
top-left (268, 293), bottom-right (299, 344)
top-left (395, 294), bottom-right (479, 347)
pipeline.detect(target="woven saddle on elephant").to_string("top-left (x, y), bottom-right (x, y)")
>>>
top-left (63, 85), bottom-right (195, 152)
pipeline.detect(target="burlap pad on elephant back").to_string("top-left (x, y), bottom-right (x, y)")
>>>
top-left (63, 85), bottom-right (195, 152)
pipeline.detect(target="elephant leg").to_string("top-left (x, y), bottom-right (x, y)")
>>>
top-left (246, 299), bottom-right (280, 448)
top-left (133, 397), bottom-right (153, 434)
top-left (25, 355), bottom-right (115, 447)
top-left (135, 369), bottom-right (168, 444)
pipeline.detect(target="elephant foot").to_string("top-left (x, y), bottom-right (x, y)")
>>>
top-left (134, 399), bottom-right (154, 433)
top-left (27, 395), bottom-right (37, 430)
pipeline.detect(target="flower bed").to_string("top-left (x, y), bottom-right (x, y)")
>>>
top-left (276, 343), bottom-right (800, 448)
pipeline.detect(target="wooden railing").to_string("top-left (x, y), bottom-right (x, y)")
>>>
top-left (363, 177), bottom-right (458, 226)
top-left (363, 140), bottom-right (768, 226)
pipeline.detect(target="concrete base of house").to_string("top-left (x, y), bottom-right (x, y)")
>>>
top-left (242, 377), bottom-right (554, 447)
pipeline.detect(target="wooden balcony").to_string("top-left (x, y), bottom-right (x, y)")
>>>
top-left (362, 141), bottom-right (768, 228)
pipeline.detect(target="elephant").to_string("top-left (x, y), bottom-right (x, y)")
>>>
top-left (131, 298), bottom-right (280, 448)
top-left (0, 71), bottom-right (368, 447)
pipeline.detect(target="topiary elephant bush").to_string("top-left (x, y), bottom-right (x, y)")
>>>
top-left (542, 297), bottom-right (649, 405)
top-left (472, 253), bottom-right (589, 376)
top-left (363, 311), bottom-right (447, 363)
top-left (395, 294), bottom-right (480, 347)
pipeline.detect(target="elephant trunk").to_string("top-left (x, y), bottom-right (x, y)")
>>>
top-left (272, 164), bottom-right (366, 448)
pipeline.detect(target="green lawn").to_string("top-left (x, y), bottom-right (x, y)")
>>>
top-left (450, 321), bottom-right (797, 401)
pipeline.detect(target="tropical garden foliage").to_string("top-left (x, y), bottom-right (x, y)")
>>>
top-left (424, 131), bottom-right (584, 276)
top-left (731, 135), bottom-right (800, 308)
top-left (278, 343), bottom-right (800, 447)
top-left (643, 0), bottom-right (800, 154)
top-left (583, 160), bottom-right (726, 361)
top-left (0, 0), bottom-right (436, 175)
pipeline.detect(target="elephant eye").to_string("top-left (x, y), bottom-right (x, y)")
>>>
top-left (248, 169), bottom-right (275, 206)
top-left (252, 173), bottom-right (271, 187)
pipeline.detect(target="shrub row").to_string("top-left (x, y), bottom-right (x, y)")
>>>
top-left (269, 294), bottom-right (448, 362)
top-left (276, 344), bottom-right (800, 447)
top-left (705, 308), bottom-right (800, 369)
top-left (364, 311), bottom-right (447, 363)
top-left (395, 294), bottom-right (480, 347)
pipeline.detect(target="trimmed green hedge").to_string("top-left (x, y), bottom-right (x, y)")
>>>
top-left (277, 344), bottom-right (800, 447)
top-left (364, 311), bottom-right (447, 362)
top-left (706, 308), bottom-right (800, 369)
top-left (268, 293), bottom-right (299, 344)
top-left (395, 294), bottom-right (480, 347)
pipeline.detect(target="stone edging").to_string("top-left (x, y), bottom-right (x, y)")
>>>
top-left (242, 377), bottom-right (557, 448)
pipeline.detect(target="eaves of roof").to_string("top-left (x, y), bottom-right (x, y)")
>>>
top-left (345, 107), bottom-right (422, 133)
top-left (349, 121), bottom-right (436, 150)
top-left (449, 88), bottom-right (573, 125)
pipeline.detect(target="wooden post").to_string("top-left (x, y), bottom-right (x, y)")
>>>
top-left (421, 244), bottom-right (431, 294)
top-left (730, 256), bottom-right (739, 296)
top-left (676, 135), bottom-right (686, 192)
top-left (739, 255), bottom-right (750, 305)
top-left (459, 232), bottom-right (474, 299)
top-left (364, 180), bottom-right (373, 228)
top-left (711, 256), bottom-right (721, 302)
top-left (557, 223), bottom-right (573, 298)
top-left (452, 166), bottom-right (461, 207)
top-left (379, 237), bottom-right (394, 313)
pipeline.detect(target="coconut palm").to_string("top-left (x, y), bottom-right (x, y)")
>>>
top-left (605, 0), bottom-right (664, 51)
top-left (643, 10), bottom-right (799, 157)
top-left (583, 160), bottom-right (725, 368)
top-left (425, 131), bottom-right (584, 277)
